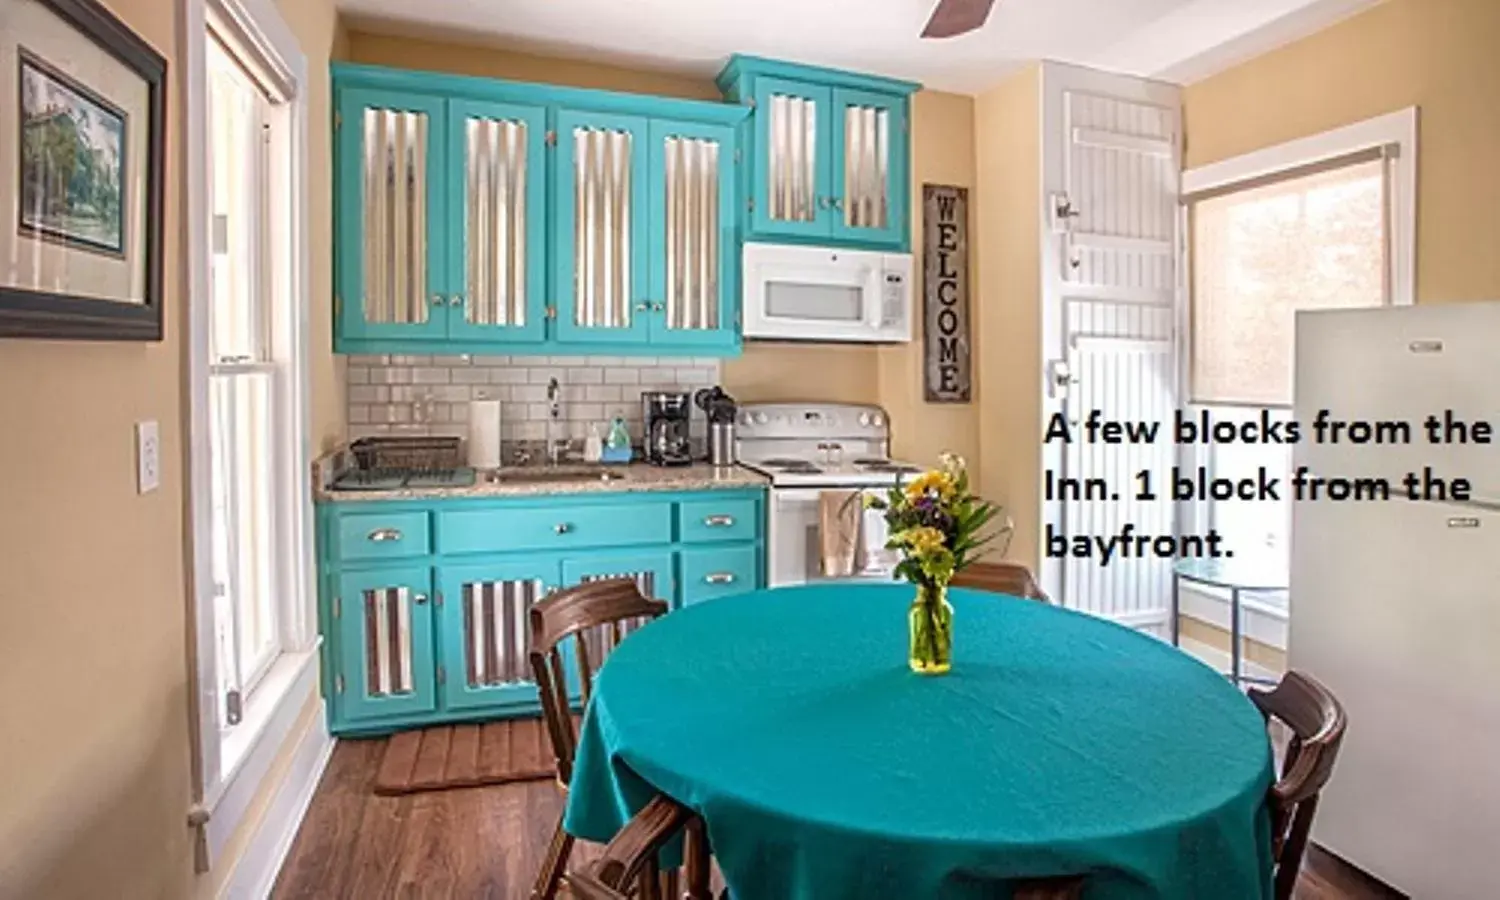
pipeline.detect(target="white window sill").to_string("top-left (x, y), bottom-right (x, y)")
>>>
top-left (1177, 582), bottom-right (1289, 651)
top-left (198, 641), bottom-right (322, 868)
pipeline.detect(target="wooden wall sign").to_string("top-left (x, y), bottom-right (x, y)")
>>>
top-left (923, 185), bottom-right (971, 403)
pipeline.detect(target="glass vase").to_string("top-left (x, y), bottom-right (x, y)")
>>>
top-left (908, 582), bottom-right (954, 675)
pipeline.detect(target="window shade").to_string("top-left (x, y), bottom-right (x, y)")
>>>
top-left (1190, 157), bottom-right (1388, 407)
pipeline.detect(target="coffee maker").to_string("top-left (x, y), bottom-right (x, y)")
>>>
top-left (642, 392), bottom-right (692, 467)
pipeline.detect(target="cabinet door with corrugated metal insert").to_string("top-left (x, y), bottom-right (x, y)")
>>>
top-left (335, 88), bottom-right (448, 342)
top-left (445, 99), bottom-right (548, 343)
top-left (334, 567), bottom-right (438, 721)
top-left (437, 558), bottom-right (562, 713)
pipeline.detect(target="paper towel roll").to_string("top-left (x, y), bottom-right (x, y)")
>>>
top-left (468, 400), bottom-right (502, 468)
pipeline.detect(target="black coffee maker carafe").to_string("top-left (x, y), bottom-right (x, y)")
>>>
top-left (642, 392), bottom-right (692, 467)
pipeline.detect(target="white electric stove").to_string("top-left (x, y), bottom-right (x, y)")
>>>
top-left (735, 403), bottom-right (925, 587)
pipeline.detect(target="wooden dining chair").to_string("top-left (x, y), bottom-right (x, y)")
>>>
top-left (565, 794), bottom-right (714, 900)
top-left (1246, 670), bottom-right (1348, 900)
top-left (951, 561), bottom-right (1050, 603)
top-left (528, 577), bottom-right (670, 900)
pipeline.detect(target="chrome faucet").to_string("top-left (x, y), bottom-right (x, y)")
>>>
top-left (546, 377), bottom-right (564, 465)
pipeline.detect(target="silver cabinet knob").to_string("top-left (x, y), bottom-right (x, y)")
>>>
top-left (449, 294), bottom-right (464, 307)
top-left (430, 293), bottom-right (444, 306)
top-left (653, 302), bottom-right (665, 312)
top-left (554, 523), bottom-right (572, 535)
top-left (413, 593), bottom-right (429, 605)
top-left (636, 302), bottom-right (650, 312)
top-left (367, 528), bottom-right (403, 543)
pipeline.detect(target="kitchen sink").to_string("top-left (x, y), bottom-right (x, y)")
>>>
top-left (488, 466), bottom-right (628, 484)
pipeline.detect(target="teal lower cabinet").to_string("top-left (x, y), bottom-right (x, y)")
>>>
top-left (317, 488), bottom-right (765, 735)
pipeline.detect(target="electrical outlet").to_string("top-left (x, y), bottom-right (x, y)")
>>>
top-left (136, 420), bottom-right (160, 494)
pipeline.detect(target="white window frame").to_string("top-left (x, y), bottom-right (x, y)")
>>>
top-left (183, 0), bottom-right (319, 871)
top-left (1174, 107), bottom-right (1419, 641)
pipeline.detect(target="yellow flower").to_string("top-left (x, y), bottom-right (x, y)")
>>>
top-left (905, 470), bottom-right (956, 501)
top-left (899, 526), bottom-right (947, 555)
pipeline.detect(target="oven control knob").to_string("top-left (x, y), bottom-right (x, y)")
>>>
top-left (740, 411), bottom-right (752, 426)
top-left (872, 413), bottom-right (884, 427)
top-left (754, 412), bottom-right (770, 425)
top-left (858, 413), bottom-right (872, 427)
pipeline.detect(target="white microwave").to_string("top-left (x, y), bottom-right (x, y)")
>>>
top-left (741, 242), bottom-right (913, 343)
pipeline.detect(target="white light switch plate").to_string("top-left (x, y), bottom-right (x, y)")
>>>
top-left (136, 420), bottom-right (160, 494)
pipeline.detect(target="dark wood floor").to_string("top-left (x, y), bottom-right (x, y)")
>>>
top-left (274, 737), bottom-right (1403, 899)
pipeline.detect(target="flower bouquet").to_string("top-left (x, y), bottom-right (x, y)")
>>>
top-left (866, 453), bottom-right (1007, 674)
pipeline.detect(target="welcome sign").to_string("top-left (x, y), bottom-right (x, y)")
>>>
top-left (923, 185), bottom-right (971, 403)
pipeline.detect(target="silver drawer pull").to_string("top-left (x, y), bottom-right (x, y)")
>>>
top-left (704, 572), bottom-right (736, 585)
top-left (554, 523), bottom-right (572, 535)
top-left (703, 515), bottom-right (735, 527)
top-left (367, 528), bottom-right (403, 543)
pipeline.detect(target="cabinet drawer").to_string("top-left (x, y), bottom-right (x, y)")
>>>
top-left (677, 497), bottom-right (758, 544)
top-left (440, 503), bottom-right (673, 554)
top-left (680, 545), bottom-right (759, 606)
top-left (336, 511), bottom-right (432, 562)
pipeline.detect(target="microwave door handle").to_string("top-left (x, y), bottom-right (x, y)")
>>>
top-left (865, 265), bottom-right (885, 330)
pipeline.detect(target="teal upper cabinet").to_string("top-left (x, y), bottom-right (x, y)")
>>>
top-left (332, 63), bottom-right (747, 358)
top-left (336, 88), bottom-right (449, 342)
top-left (447, 100), bottom-right (549, 343)
top-left (553, 110), bottom-right (652, 345)
top-left (717, 56), bottom-right (920, 252)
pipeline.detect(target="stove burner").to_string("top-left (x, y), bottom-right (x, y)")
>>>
top-left (755, 457), bottom-right (824, 475)
top-left (856, 458), bottom-right (921, 474)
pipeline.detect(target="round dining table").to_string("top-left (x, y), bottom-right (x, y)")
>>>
top-left (564, 584), bottom-right (1275, 900)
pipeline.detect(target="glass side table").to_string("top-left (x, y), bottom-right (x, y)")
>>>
top-left (1171, 556), bottom-right (1287, 686)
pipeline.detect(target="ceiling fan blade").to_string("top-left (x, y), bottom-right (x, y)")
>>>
top-left (921, 0), bottom-right (996, 38)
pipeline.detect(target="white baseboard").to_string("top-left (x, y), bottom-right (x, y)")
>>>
top-left (219, 703), bottom-right (335, 900)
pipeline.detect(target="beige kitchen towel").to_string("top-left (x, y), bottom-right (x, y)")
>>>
top-left (819, 491), bottom-right (864, 577)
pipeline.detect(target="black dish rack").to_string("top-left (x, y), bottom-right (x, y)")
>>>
top-left (332, 437), bottom-right (475, 490)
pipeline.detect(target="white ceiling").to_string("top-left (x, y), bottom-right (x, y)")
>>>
top-left (337, 0), bottom-right (1384, 94)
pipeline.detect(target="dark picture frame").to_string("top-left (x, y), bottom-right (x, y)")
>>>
top-left (1, 0), bottom-right (167, 341)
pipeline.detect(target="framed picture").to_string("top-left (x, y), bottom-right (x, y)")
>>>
top-left (0, 0), bottom-right (166, 340)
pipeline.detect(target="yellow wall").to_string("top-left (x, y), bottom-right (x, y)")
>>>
top-left (0, 0), bottom-right (194, 895)
top-left (343, 29), bottom-right (988, 460)
top-left (0, 1), bottom-right (342, 898)
top-left (1182, 0), bottom-right (1500, 304)
top-left (973, 65), bottom-right (1042, 567)
top-left (879, 90), bottom-right (982, 469)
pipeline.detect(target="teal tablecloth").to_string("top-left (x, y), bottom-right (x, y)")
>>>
top-left (564, 584), bottom-right (1275, 900)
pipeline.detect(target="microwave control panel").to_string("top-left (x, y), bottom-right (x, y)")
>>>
top-left (881, 269), bottom-right (908, 327)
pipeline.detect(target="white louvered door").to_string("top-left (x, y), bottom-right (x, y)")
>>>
top-left (1040, 65), bottom-right (1183, 636)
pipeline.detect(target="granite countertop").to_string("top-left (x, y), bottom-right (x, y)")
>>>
top-left (313, 454), bottom-right (768, 502)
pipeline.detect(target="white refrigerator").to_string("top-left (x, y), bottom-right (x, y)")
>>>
top-left (1291, 302), bottom-right (1500, 898)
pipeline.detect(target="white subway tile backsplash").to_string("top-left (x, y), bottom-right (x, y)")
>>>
top-left (489, 368), bottom-right (530, 385)
top-left (369, 368), bottom-right (412, 385)
top-left (348, 354), bottom-right (722, 444)
top-left (451, 368), bottom-right (491, 385)
top-left (349, 385), bottom-right (390, 404)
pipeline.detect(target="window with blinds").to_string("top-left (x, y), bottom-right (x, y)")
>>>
top-left (1186, 148), bottom-right (1395, 565)
top-left (1189, 153), bottom-right (1390, 408)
